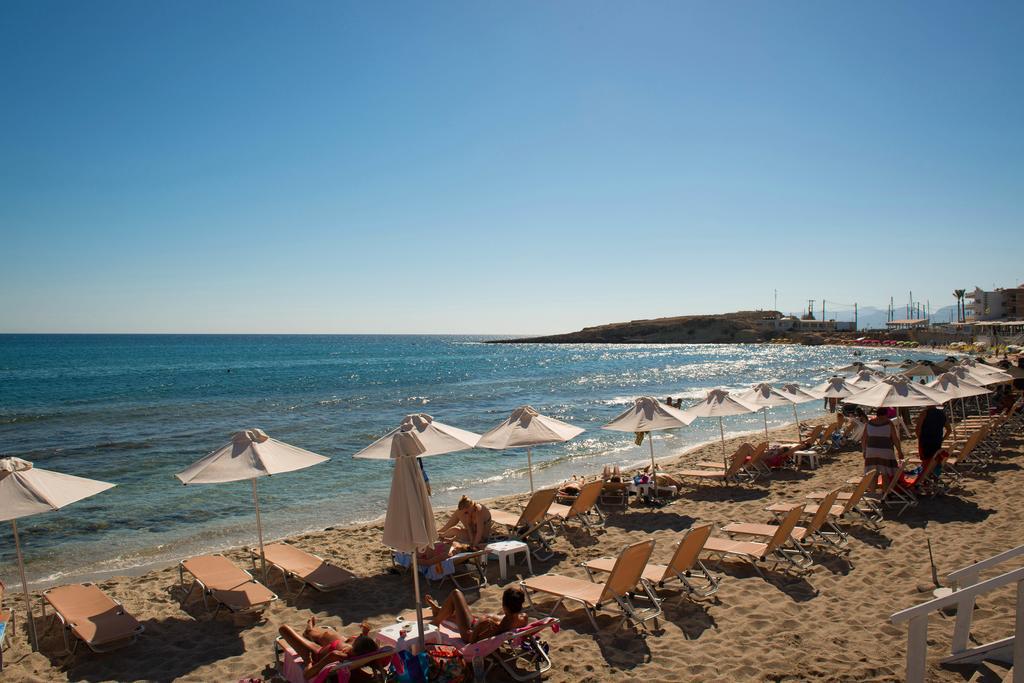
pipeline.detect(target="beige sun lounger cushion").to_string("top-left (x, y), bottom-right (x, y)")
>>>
top-left (520, 539), bottom-right (659, 630)
top-left (43, 583), bottom-right (143, 650)
top-left (259, 543), bottom-right (355, 591)
top-left (181, 555), bottom-right (277, 612)
top-left (491, 488), bottom-right (557, 529)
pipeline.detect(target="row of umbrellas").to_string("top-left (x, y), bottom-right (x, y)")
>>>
top-left (3, 357), bottom-right (1013, 651)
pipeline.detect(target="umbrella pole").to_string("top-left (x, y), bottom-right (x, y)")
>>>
top-left (719, 417), bottom-right (726, 467)
top-left (762, 408), bottom-right (769, 440)
top-left (648, 433), bottom-right (656, 473)
top-left (527, 446), bottom-right (534, 494)
top-left (12, 519), bottom-right (38, 651)
top-left (251, 479), bottom-right (267, 582)
top-left (792, 404), bottom-right (801, 441)
top-left (412, 552), bottom-right (426, 653)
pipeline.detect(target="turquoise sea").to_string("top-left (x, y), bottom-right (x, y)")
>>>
top-left (0, 335), bottom-right (946, 585)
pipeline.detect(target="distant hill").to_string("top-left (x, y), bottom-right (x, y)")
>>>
top-left (490, 303), bottom-right (963, 345)
top-left (489, 311), bottom-right (787, 344)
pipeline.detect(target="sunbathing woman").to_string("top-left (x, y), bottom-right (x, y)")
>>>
top-left (425, 587), bottom-right (529, 643)
top-left (439, 495), bottom-right (492, 548)
top-left (278, 617), bottom-right (382, 681)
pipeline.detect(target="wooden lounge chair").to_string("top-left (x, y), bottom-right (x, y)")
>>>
top-left (546, 480), bottom-right (605, 533)
top-left (676, 444), bottom-right (751, 486)
top-left (805, 469), bottom-right (883, 529)
top-left (765, 425), bottom-right (825, 468)
top-left (693, 442), bottom-right (769, 481)
top-left (726, 490), bottom-right (848, 554)
top-left (583, 523), bottom-right (719, 603)
top-left (252, 543), bottom-right (356, 596)
top-left (491, 488), bottom-right (558, 561)
top-left (701, 506), bottom-right (814, 577)
top-left (40, 583), bottom-right (144, 654)
top-left (520, 539), bottom-right (661, 631)
top-left (179, 554), bottom-right (277, 616)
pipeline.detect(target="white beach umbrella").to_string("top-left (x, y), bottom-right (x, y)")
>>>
top-left (778, 383), bottom-right (821, 439)
top-left (900, 361), bottom-right (943, 378)
top-left (602, 397), bottom-right (694, 474)
top-left (0, 457), bottom-right (115, 650)
top-left (353, 413), bottom-right (481, 460)
top-left (477, 405), bottom-right (585, 493)
top-left (734, 383), bottom-right (798, 440)
top-left (950, 366), bottom-right (1008, 387)
top-left (810, 376), bottom-right (861, 400)
top-left (847, 370), bottom-right (884, 388)
top-left (680, 389), bottom-right (759, 464)
top-left (927, 373), bottom-right (990, 400)
top-left (843, 376), bottom-right (948, 408)
top-left (381, 431), bottom-right (436, 651)
top-left (834, 361), bottom-right (882, 373)
top-left (175, 429), bottom-right (329, 580)
top-left (927, 372), bottom-right (992, 438)
top-left (959, 362), bottom-right (1013, 383)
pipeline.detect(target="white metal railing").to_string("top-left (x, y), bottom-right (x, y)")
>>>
top-left (947, 546), bottom-right (1024, 655)
top-left (890, 546), bottom-right (1024, 682)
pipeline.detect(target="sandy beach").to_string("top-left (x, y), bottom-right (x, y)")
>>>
top-left (2, 414), bottom-right (1021, 682)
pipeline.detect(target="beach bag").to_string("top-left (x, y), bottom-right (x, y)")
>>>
top-left (426, 644), bottom-right (468, 683)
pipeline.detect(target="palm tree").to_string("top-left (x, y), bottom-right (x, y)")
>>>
top-left (953, 289), bottom-right (966, 323)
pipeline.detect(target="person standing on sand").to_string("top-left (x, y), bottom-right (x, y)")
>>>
top-left (863, 407), bottom-right (904, 491)
top-left (915, 403), bottom-right (950, 476)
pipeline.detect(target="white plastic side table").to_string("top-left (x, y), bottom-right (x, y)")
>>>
top-left (795, 449), bottom-right (820, 469)
top-left (486, 540), bottom-right (532, 580)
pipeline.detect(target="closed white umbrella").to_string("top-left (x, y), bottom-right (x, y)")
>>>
top-left (778, 383), bottom-right (821, 439)
top-left (175, 429), bottom-right (329, 581)
top-left (843, 376), bottom-right (948, 408)
top-left (380, 431), bottom-right (436, 652)
top-left (602, 397), bottom-right (693, 475)
top-left (680, 389), bottom-right (759, 464)
top-left (0, 457), bottom-right (115, 650)
top-left (354, 415), bottom-right (478, 651)
top-left (354, 413), bottom-right (481, 460)
top-left (477, 405), bottom-right (585, 493)
top-left (734, 383), bottom-right (798, 440)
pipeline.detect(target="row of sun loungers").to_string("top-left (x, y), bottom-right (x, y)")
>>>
top-left (19, 406), bottom-right (1019, 665)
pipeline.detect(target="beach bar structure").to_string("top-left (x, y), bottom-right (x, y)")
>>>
top-left (885, 318), bottom-right (930, 331)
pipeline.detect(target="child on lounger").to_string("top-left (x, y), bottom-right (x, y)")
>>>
top-left (278, 617), bottom-right (382, 680)
top-left (424, 587), bottom-right (529, 643)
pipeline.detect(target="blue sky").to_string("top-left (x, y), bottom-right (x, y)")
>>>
top-left (2, 2), bottom-right (1022, 334)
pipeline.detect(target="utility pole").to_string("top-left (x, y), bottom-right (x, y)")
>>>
top-left (774, 289), bottom-right (778, 313)
top-left (854, 302), bottom-right (858, 330)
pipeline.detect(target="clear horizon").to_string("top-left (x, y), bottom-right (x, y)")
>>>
top-left (2, 2), bottom-right (1022, 335)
